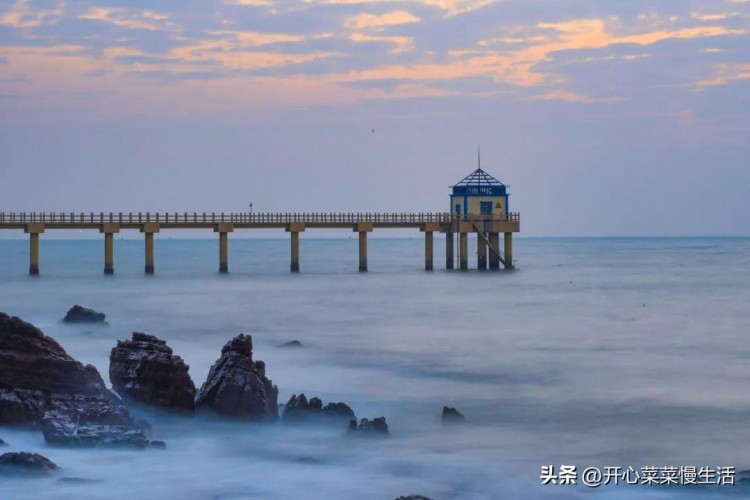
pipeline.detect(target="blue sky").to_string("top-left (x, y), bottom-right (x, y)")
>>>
top-left (1, 0), bottom-right (748, 236)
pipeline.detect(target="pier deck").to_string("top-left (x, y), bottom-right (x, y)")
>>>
top-left (0, 212), bottom-right (520, 275)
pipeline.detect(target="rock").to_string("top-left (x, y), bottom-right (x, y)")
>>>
top-left (441, 406), bottom-right (466, 425)
top-left (150, 440), bottom-right (166, 449)
top-left (62, 305), bottom-right (106, 324)
top-left (297, 456), bottom-right (319, 464)
top-left (278, 340), bottom-right (302, 348)
top-left (347, 417), bottom-right (389, 437)
top-left (396, 496), bottom-right (434, 500)
top-left (109, 332), bottom-right (196, 413)
top-left (0, 438), bottom-right (6, 446)
top-left (195, 334), bottom-right (278, 420)
top-left (0, 313), bottom-right (149, 448)
top-left (0, 452), bottom-right (58, 475)
top-left (282, 393), bottom-right (355, 425)
top-left (57, 477), bottom-right (102, 484)
top-left (42, 409), bottom-right (149, 449)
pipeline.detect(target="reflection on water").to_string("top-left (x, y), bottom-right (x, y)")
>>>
top-left (0, 237), bottom-right (749, 499)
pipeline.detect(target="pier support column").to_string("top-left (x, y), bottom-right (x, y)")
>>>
top-left (459, 232), bottom-right (468, 271)
top-left (215, 223), bottom-right (234, 273)
top-left (445, 232), bottom-right (454, 270)
top-left (140, 223), bottom-right (160, 274)
top-left (219, 233), bottom-right (228, 273)
top-left (104, 233), bottom-right (114, 274)
top-left (100, 224), bottom-right (120, 275)
top-left (286, 223), bottom-right (305, 273)
top-left (424, 232), bottom-right (433, 271)
top-left (477, 233), bottom-right (487, 270)
top-left (504, 232), bottom-right (514, 270)
top-left (421, 223), bottom-right (439, 272)
top-left (489, 232), bottom-right (500, 270)
top-left (354, 223), bottom-right (373, 272)
top-left (24, 223), bottom-right (44, 276)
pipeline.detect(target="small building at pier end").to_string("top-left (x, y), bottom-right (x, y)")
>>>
top-left (450, 167), bottom-right (509, 219)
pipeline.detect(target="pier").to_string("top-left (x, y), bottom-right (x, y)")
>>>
top-left (0, 212), bottom-right (520, 275)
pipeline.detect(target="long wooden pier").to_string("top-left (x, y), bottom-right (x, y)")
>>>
top-left (0, 212), bottom-right (520, 275)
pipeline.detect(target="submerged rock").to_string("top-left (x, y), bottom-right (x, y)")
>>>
top-left (283, 393), bottom-right (355, 425)
top-left (441, 406), bottom-right (466, 425)
top-left (150, 440), bottom-right (167, 450)
top-left (0, 313), bottom-right (149, 448)
top-left (62, 305), bottom-right (106, 324)
top-left (347, 417), bottom-right (389, 437)
top-left (396, 496), bottom-right (434, 500)
top-left (195, 334), bottom-right (278, 420)
top-left (0, 452), bottom-right (58, 475)
top-left (57, 477), bottom-right (103, 484)
top-left (109, 332), bottom-right (196, 413)
top-left (278, 340), bottom-right (303, 348)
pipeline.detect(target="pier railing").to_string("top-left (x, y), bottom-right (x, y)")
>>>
top-left (0, 212), bottom-right (521, 225)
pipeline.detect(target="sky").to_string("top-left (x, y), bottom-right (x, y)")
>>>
top-left (1, 0), bottom-right (749, 237)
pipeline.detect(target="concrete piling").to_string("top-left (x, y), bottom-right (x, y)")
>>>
top-left (504, 232), bottom-right (514, 270)
top-left (477, 233), bottom-right (487, 270)
top-left (214, 223), bottom-right (233, 274)
top-left (489, 232), bottom-right (500, 269)
top-left (100, 223), bottom-right (119, 275)
top-left (459, 232), bottom-right (468, 271)
top-left (286, 222), bottom-right (305, 273)
top-left (140, 223), bottom-right (159, 274)
top-left (445, 232), bottom-right (454, 270)
top-left (24, 223), bottom-right (44, 276)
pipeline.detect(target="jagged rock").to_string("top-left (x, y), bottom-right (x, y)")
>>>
top-left (195, 334), bottom-right (278, 420)
top-left (109, 332), bottom-right (196, 413)
top-left (283, 393), bottom-right (355, 425)
top-left (0, 313), bottom-right (149, 448)
top-left (62, 305), bottom-right (106, 324)
top-left (0, 438), bottom-right (6, 446)
top-left (441, 406), bottom-right (466, 425)
top-left (150, 440), bottom-right (166, 449)
top-left (347, 417), bottom-right (389, 437)
top-left (278, 340), bottom-right (302, 348)
top-left (0, 452), bottom-right (58, 475)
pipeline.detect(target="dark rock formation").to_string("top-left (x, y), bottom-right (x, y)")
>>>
top-left (441, 406), bottom-right (466, 425)
top-left (278, 340), bottom-right (302, 348)
top-left (282, 393), bottom-right (355, 425)
top-left (0, 438), bottom-right (6, 446)
top-left (0, 452), bottom-right (58, 475)
top-left (42, 409), bottom-right (149, 449)
top-left (109, 332), bottom-right (196, 413)
top-left (196, 334), bottom-right (278, 420)
top-left (347, 417), bottom-right (389, 437)
top-left (62, 305), bottom-right (106, 324)
top-left (0, 313), bottom-right (149, 448)
top-left (149, 440), bottom-right (167, 449)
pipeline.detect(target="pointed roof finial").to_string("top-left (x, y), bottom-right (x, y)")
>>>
top-left (477, 143), bottom-right (481, 171)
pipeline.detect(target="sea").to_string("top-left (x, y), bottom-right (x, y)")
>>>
top-left (0, 236), bottom-right (748, 500)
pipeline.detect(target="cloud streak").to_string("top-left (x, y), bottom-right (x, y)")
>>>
top-left (0, 0), bottom-right (747, 118)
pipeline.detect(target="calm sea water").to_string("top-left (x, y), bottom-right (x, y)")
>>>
top-left (0, 237), bottom-right (749, 499)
